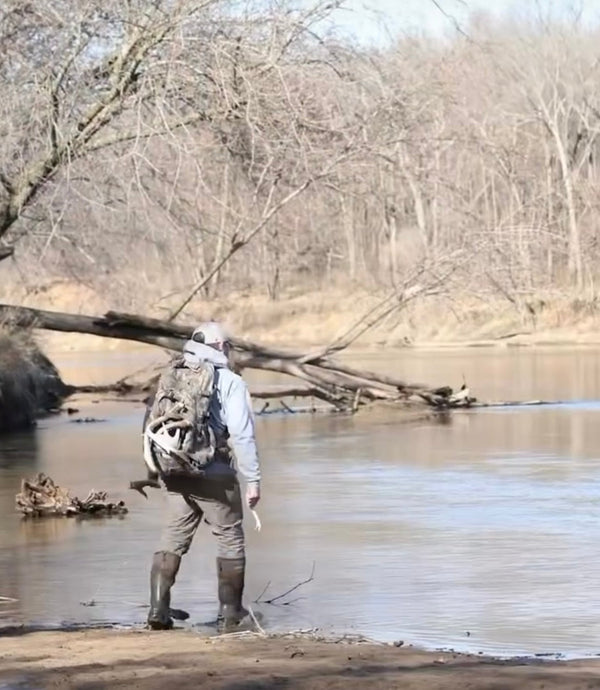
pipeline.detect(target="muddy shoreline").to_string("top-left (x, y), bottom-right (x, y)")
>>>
top-left (0, 628), bottom-right (599, 690)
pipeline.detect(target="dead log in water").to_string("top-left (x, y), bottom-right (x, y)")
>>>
top-left (15, 473), bottom-right (128, 517)
top-left (0, 303), bottom-right (475, 412)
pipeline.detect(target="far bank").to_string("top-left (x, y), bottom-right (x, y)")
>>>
top-left (4, 280), bottom-right (600, 353)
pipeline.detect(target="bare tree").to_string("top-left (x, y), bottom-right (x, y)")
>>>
top-left (3, 2), bottom-right (600, 327)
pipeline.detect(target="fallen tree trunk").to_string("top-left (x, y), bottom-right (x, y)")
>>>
top-left (0, 305), bottom-right (183, 350)
top-left (0, 303), bottom-right (473, 412)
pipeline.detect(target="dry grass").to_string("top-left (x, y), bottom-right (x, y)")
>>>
top-left (4, 279), bottom-right (600, 353)
top-left (164, 287), bottom-right (600, 347)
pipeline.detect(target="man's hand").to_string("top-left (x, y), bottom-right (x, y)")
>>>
top-left (246, 482), bottom-right (260, 509)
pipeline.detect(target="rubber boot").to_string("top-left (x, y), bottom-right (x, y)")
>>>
top-left (148, 551), bottom-right (181, 630)
top-left (217, 557), bottom-right (248, 630)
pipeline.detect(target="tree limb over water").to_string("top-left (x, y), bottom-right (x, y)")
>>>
top-left (0, 302), bottom-right (474, 413)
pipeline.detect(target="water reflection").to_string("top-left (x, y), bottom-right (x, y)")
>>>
top-left (0, 430), bottom-right (39, 621)
top-left (0, 429), bottom-right (38, 470)
top-left (1, 348), bottom-right (600, 657)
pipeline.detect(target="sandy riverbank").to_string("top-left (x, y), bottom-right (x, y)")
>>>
top-left (0, 628), bottom-right (598, 689)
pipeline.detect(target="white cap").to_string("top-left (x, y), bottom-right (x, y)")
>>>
top-left (191, 321), bottom-right (228, 345)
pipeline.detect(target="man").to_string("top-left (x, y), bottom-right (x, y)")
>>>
top-left (147, 321), bottom-right (261, 631)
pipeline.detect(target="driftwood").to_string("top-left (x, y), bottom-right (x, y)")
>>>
top-left (0, 303), bottom-right (475, 412)
top-left (15, 473), bottom-right (128, 517)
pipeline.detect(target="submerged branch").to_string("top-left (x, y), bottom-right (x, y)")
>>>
top-left (254, 562), bottom-right (316, 605)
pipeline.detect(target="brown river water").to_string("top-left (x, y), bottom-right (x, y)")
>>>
top-left (1, 346), bottom-right (600, 658)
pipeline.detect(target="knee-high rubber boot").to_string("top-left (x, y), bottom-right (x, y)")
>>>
top-left (217, 557), bottom-right (248, 629)
top-left (148, 551), bottom-right (181, 630)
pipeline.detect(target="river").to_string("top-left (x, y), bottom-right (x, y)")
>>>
top-left (1, 345), bottom-right (600, 658)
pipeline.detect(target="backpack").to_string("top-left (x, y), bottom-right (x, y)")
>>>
top-left (143, 356), bottom-right (217, 479)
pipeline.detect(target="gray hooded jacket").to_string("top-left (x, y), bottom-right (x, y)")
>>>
top-left (182, 340), bottom-right (260, 485)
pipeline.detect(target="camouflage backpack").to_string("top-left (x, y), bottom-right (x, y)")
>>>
top-left (143, 356), bottom-right (217, 479)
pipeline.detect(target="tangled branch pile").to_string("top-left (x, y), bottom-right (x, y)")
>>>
top-left (15, 473), bottom-right (128, 517)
